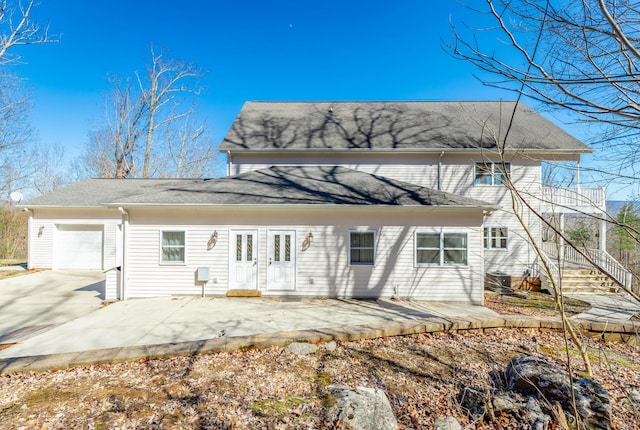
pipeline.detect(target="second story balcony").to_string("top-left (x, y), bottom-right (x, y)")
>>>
top-left (540, 187), bottom-right (606, 214)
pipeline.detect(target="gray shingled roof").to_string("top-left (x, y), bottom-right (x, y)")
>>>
top-left (21, 179), bottom-right (189, 207)
top-left (23, 167), bottom-right (495, 209)
top-left (219, 101), bottom-right (591, 153)
top-left (107, 166), bottom-right (494, 208)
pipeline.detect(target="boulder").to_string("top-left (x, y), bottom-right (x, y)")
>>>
top-left (433, 415), bottom-right (461, 430)
top-left (326, 384), bottom-right (397, 430)
top-left (506, 356), bottom-right (612, 429)
top-left (322, 340), bottom-right (337, 351)
top-left (284, 342), bottom-right (317, 356)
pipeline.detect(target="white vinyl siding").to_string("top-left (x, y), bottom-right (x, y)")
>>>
top-left (229, 152), bottom-right (542, 278)
top-left (122, 207), bottom-right (485, 303)
top-left (28, 208), bottom-right (121, 270)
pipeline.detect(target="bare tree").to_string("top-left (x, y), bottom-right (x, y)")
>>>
top-left (0, 0), bottom-right (57, 198)
top-left (0, 0), bottom-right (56, 65)
top-left (137, 48), bottom-right (202, 178)
top-left (83, 47), bottom-right (216, 179)
top-left (449, 0), bottom-right (640, 389)
top-left (450, 0), bottom-right (640, 175)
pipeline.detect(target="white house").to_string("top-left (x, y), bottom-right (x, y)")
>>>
top-left (23, 101), bottom-right (622, 302)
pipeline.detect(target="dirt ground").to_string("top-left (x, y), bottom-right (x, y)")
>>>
top-left (1, 327), bottom-right (639, 429)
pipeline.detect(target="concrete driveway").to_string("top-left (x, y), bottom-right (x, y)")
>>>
top-left (0, 270), bottom-right (105, 343)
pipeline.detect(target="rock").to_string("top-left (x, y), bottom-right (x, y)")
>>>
top-left (506, 356), bottom-right (612, 430)
top-left (284, 342), bottom-right (317, 356)
top-left (492, 394), bottom-right (524, 412)
top-left (433, 416), bottom-right (461, 430)
top-left (623, 390), bottom-right (640, 410)
top-left (326, 384), bottom-right (397, 430)
top-left (322, 340), bottom-right (337, 351)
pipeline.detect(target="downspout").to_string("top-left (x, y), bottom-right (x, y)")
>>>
top-left (575, 158), bottom-right (581, 194)
top-left (118, 207), bottom-right (129, 300)
top-left (227, 151), bottom-right (232, 176)
top-left (437, 151), bottom-right (445, 191)
top-left (23, 208), bottom-right (32, 270)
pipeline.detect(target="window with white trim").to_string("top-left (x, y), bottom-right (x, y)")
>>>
top-left (484, 227), bottom-right (508, 249)
top-left (161, 231), bottom-right (185, 264)
top-left (416, 232), bottom-right (468, 266)
top-left (475, 162), bottom-right (510, 186)
top-left (349, 231), bottom-right (375, 265)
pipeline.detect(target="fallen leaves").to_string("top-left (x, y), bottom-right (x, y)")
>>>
top-left (0, 330), bottom-right (639, 429)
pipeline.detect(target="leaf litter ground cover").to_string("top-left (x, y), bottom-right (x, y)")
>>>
top-left (1, 328), bottom-right (639, 429)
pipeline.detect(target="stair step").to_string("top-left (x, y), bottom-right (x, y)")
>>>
top-left (540, 268), bottom-right (622, 295)
top-left (226, 290), bottom-right (262, 297)
top-left (561, 286), bottom-right (622, 294)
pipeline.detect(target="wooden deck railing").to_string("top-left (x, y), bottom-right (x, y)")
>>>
top-left (541, 187), bottom-right (606, 211)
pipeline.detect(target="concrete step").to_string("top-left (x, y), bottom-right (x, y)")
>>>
top-left (226, 290), bottom-right (262, 297)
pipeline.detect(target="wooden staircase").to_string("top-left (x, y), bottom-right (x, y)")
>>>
top-left (556, 268), bottom-right (621, 294)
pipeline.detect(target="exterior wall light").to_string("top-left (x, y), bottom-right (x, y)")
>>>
top-left (307, 232), bottom-right (314, 243)
top-left (207, 230), bottom-right (218, 250)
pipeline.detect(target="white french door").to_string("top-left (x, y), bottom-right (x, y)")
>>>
top-left (229, 230), bottom-right (258, 290)
top-left (267, 230), bottom-right (296, 291)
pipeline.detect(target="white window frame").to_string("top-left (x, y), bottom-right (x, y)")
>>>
top-left (474, 161), bottom-right (511, 186)
top-left (349, 230), bottom-right (376, 266)
top-left (484, 227), bottom-right (508, 250)
top-left (160, 230), bottom-right (186, 265)
top-left (415, 231), bottom-right (468, 267)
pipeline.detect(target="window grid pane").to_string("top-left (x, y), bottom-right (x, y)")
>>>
top-left (485, 227), bottom-right (508, 249)
top-left (162, 231), bottom-right (185, 263)
top-left (274, 235), bottom-right (280, 262)
top-left (284, 235), bottom-right (291, 262)
top-left (236, 235), bottom-right (242, 261)
top-left (350, 232), bottom-right (374, 265)
top-left (474, 163), bottom-right (493, 185)
top-left (475, 162), bottom-right (510, 186)
top-left (416, 233), bottom-right (440, 265)
top-left (246, 234), bottom-right (253, 261)
top-left (417, 232), bottom-right (467, 266)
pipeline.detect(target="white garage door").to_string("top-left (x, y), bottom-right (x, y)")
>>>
top-left (55, 225), bottom-right (104, 269)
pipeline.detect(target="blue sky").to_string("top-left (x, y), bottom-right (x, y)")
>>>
top-left (13, 1), bottom-right (632, 198)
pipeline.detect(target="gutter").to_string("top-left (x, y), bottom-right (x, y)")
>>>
top-left (104, 203), bottom-right (501, 212)
top-left (218, 147), bottom-right (593, 155)
top-left (117, 207), bottom-right (130, 301)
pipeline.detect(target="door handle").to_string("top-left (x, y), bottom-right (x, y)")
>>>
top-left (253, 258), bottom-right (257, 266)
top-left (269, 258), bottom-right (272, 265)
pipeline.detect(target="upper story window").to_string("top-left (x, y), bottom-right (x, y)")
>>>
top-left (416, 231), bottom-right (468, 266)
top-left (484, 227), bottom-right (508, 250)
top-left (161, 230), bottom-right (186, 264)
top-left (350, 231), bottom-right (375, 266)
top-left (475, 162), bottom-right (510, 186)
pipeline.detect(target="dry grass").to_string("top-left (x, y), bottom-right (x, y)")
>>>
top-left (0, 268), bottom-right (46, 281)
top-left (484, 290), bottom-right (591, 317)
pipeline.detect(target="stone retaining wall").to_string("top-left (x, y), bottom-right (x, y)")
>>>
top-left (0, 316), bottom-right (638, 374)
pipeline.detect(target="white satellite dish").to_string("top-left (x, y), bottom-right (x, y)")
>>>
top-left (9, 191), bottom-right (23, 203)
